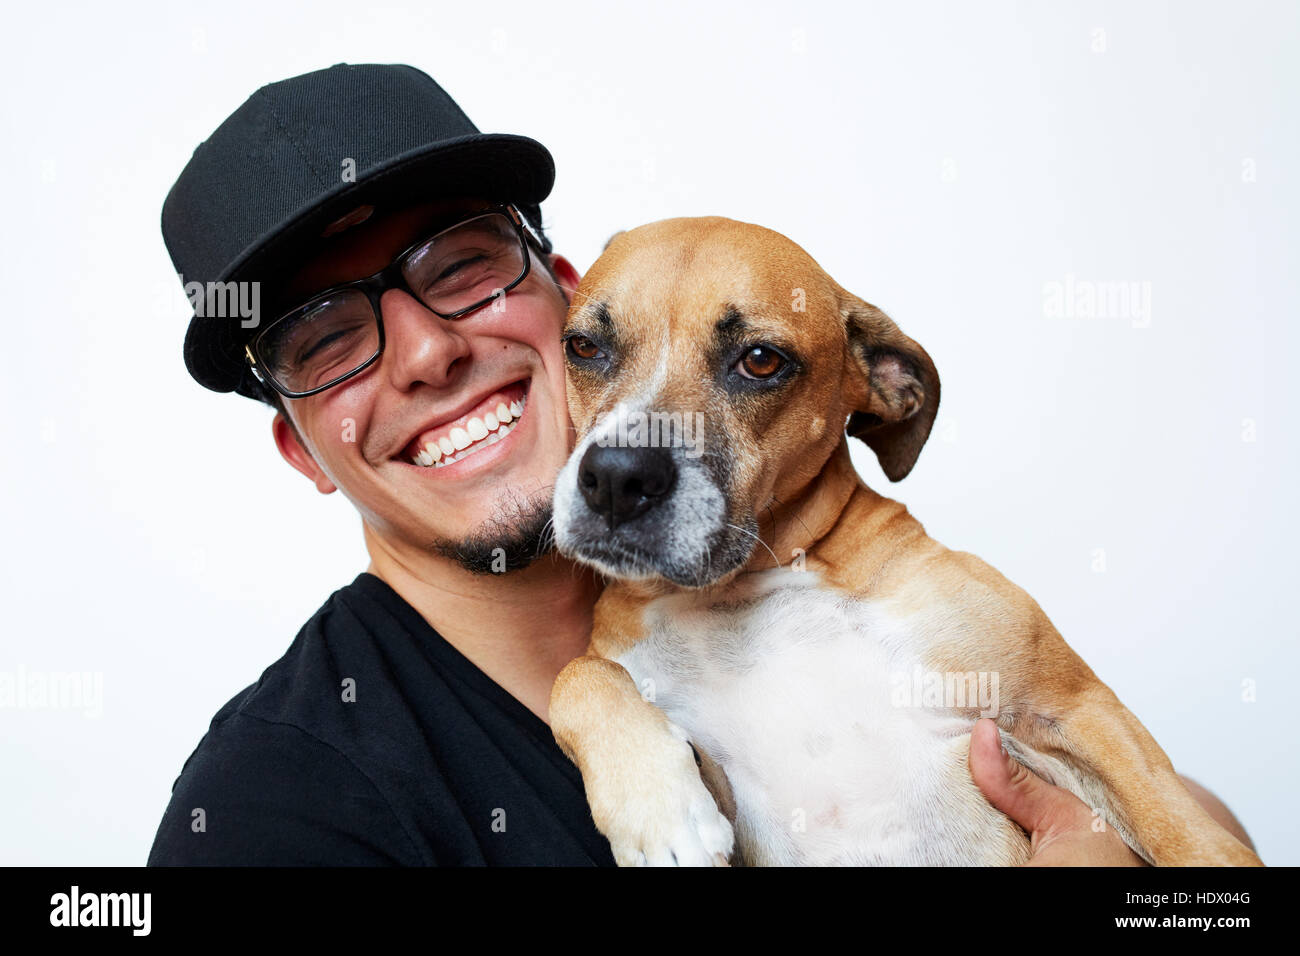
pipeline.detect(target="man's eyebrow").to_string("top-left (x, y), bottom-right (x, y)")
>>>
top-left (268, 202), bottom-right (495, 313)
top-left (409, 203), bottom-right (495, 240)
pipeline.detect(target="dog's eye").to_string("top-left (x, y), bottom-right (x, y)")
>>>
top-left (736, 346), bottom-right (787, 380)
top-left (566, 335), bottom-right (604, 361)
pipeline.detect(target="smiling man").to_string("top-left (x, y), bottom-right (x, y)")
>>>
top-left (149, 63), bottom-right (613, 865)
top-left (149, 63), bottom-right (1253, 867)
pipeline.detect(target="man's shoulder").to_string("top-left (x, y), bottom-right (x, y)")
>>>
top-left (150, 572), bottom-right (614, 866)
top-left (217, 572), bottom-right (392, 732)
top-left (147, 574), bottom-right (429, 865)
top-left (164, 571), bottom-right (406, 813)
top-left (146, 704), bottom-right (425, 865)
top-left (171, 568), bottom-right (472, 800)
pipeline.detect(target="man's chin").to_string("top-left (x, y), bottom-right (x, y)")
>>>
top-left (430, 492), bottom-right (555, 575)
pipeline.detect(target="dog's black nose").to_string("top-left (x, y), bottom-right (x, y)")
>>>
top-left (578, 444), bottom-right (677, 530)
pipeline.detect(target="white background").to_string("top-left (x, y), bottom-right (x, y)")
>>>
top-left (1, 0), bottom-right (1295, 865)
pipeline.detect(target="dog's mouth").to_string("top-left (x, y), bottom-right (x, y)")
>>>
top-left (554, 438), bottom-right (761, 589)
top-left (568, 535), bottom-right (713, 588)
top-left (563, 518), bottom-right (761, 590)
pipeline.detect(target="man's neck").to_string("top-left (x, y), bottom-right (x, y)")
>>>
top-left (363, 527), bottom-right (601, 725)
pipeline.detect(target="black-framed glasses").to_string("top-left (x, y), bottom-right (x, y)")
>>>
top-left (245, 203), bottom-right (540, 399)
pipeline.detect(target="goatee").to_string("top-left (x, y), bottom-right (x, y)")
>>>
top-left (432, 489), bottom-right (556, 575)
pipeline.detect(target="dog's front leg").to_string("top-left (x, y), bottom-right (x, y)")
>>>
top-left (549, 655), bottom-right (735, 866)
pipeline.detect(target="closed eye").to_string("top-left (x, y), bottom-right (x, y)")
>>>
top-left (436, 256), bottom-right (482, 281)
top-left (297, 326), bottom-right (361, 364)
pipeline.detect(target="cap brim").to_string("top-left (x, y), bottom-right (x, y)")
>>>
top-left (183, 132), bottom-right (554, 398)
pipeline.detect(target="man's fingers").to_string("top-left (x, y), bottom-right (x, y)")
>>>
top-left (968, 717), bottom-right (1088, 837)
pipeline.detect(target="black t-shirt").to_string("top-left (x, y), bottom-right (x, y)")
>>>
top-left (147, 572), bottom-right (616, 866)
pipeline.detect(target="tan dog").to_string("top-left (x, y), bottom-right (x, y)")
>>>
top-left (548, 216), bottom-right (1262, 867)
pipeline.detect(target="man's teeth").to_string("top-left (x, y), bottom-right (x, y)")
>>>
top-left (409, 396), bottom-right (526, 467)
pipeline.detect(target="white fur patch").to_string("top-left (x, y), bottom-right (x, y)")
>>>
top-left (616, 569), bottom-right (1033, 865)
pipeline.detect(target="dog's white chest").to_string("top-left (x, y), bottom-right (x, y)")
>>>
top-left (615, 570), bottom-right (1025, 866)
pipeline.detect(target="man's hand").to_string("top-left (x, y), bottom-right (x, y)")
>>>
top-left (968, 718), bottom-right (1258, 866)
top-left (968, 717), bottom-right (1146, 865)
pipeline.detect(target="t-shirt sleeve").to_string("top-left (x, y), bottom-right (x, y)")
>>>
top-left (147, 712), bottom-right (425, 866)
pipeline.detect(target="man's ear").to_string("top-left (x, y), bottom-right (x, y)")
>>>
top-left (840, 293), bottom-right (940, 482)
top-left (272, 412), bottom-right (336, 495)
top-left (547, 253), bottom-right (583, 302)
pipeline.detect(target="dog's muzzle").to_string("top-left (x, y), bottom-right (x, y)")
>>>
top-left (551, 407), bottom-right (755, 587)
top-left (578, 444), bottom-right (677, 530)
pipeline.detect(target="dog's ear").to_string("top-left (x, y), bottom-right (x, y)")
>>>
top-left (841, 294), bottom-right (940, 481)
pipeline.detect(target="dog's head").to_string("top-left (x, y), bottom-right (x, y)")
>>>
top-left (551, 217), bottom-right (939, 588)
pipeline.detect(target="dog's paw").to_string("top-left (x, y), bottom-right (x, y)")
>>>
top-left (587, 721), bottom-right (735, 867)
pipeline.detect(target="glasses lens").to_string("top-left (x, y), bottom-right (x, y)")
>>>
top-left (258, 289), bottom-right (379, 395)
top-left (401, 212), bottom-right (526, 316)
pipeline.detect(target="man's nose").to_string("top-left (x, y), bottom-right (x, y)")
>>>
top-left (379, 287), bottom-right (472, 390)
top-left (578, 444), bottom-right (677, 530)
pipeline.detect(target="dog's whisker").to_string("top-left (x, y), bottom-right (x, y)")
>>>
top-left (726, 522), bottom-right (781, 570)
top-left (559, 284), bottom-right (613, 311)
top-left (767, 493), bottom-right (815, 541)
top-left (762, 501), bottom-right (785, 553)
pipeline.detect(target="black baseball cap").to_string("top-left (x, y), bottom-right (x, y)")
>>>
top-left (162, 62), bottom-right (556, 401)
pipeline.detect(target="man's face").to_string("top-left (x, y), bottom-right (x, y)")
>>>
top-left (268, 197), bottom-right (580, 573)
